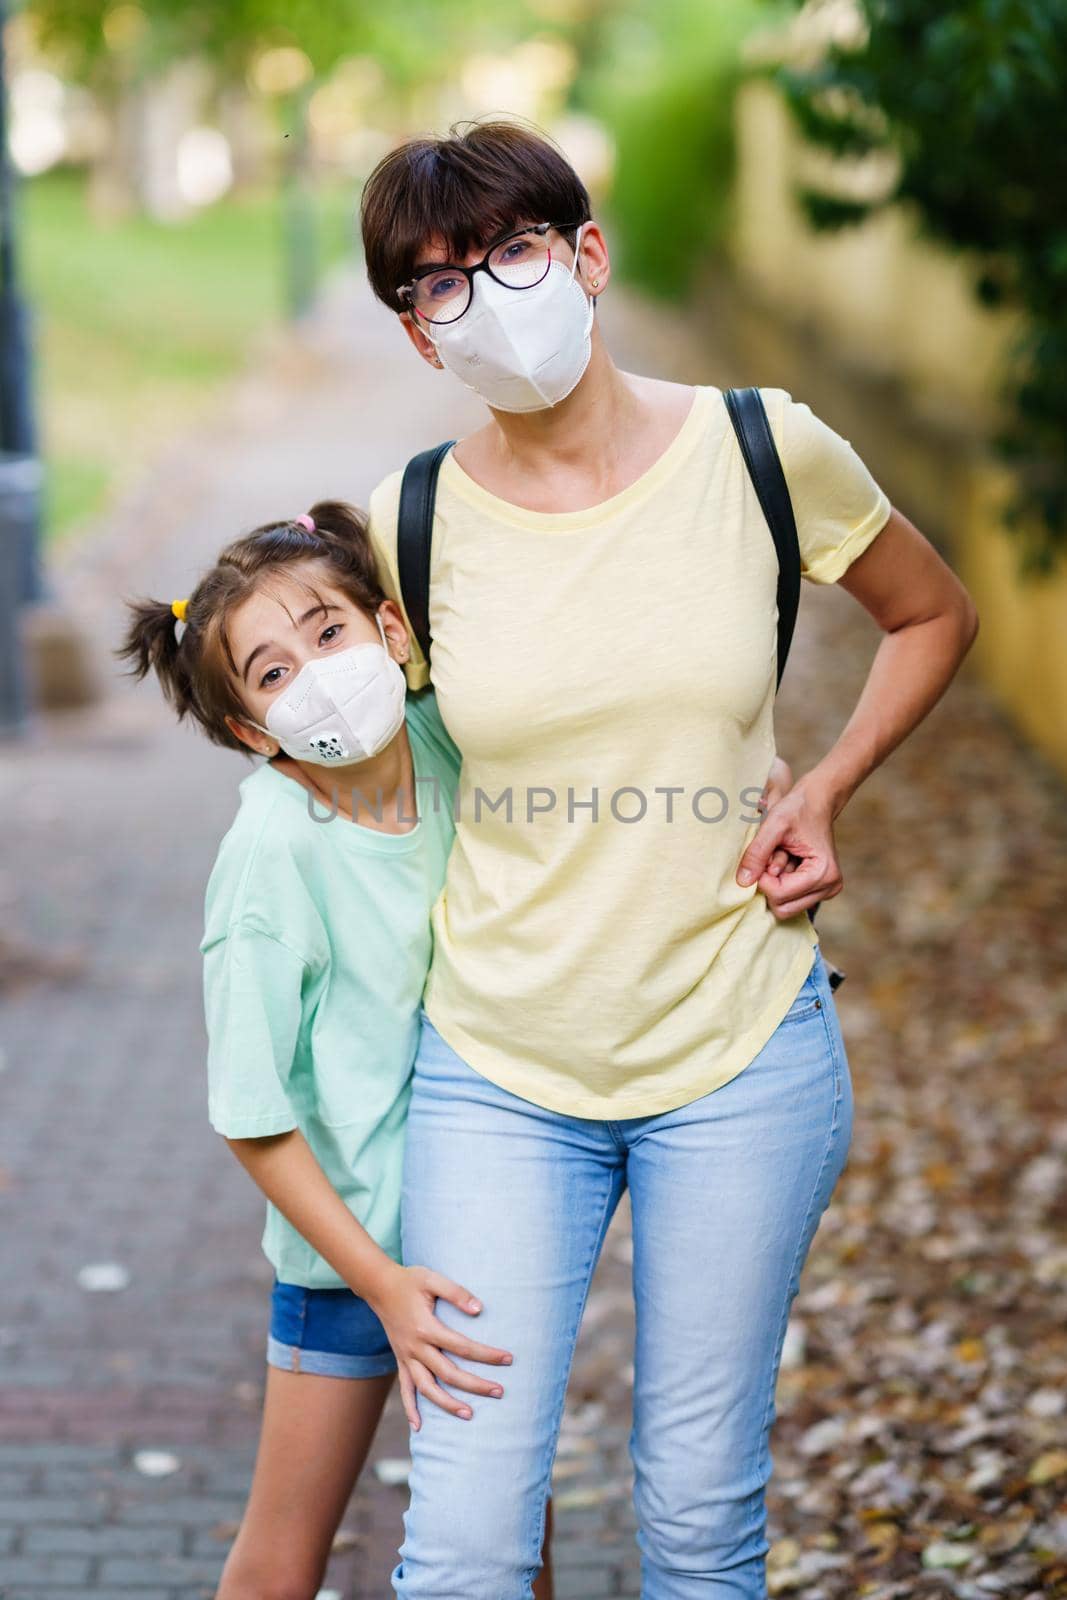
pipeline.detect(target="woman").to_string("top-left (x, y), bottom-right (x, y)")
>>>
top-left (359, 120), bottom-right (978, 1599)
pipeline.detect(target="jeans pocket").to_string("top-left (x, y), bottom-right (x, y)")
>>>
top-left (780, 952), bottom-right (823, 1025)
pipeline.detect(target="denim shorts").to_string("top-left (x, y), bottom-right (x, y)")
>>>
top-left (267, 1277), bottom-right (398, 1380)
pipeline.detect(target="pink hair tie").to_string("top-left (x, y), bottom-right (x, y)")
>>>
top-left (295, 513), bottom-right (315, 533)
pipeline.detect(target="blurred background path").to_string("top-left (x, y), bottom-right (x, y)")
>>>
top-left (2, 261), bottom-right (1066, 1600)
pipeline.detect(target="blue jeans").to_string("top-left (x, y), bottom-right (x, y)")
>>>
top-left (392, 945), bottom-right (853, 1600)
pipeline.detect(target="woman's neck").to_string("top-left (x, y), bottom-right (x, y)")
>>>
top-left (488, 339), bottom-right (637, 462)
top-left (452, 334), bottom-right (695, 513)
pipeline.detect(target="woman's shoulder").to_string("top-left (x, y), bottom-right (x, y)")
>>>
top-left (750, 384), bottom-right (893, 583)
top-left (368, 463), bottom-right (404, 534)
top-left (751, 384), bottom-right (840, 455)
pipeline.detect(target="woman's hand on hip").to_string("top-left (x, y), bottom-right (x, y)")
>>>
top-left (366, 1262), bottom-right (514, 1431)
top-left (738, 771), bottom-right (843, 919)
top-left (757, 757), bottom-right (797, 883)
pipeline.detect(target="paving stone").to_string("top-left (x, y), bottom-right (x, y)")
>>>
top-left (0, 1497), bottom-right (109, 1525)
top-left (23, 1523), bottom-right (184, 1555)
top-left (99, 1555), bottom-right (227, 1585)
top-left (0, 1445), bottom-right (119, 1467)
top-left (116, 1494), bottom-right (245, 1527)
top-left (0, 1556), bottom-right (94, 1584)
top-left (5, 1592), bottom-right (176, 1600)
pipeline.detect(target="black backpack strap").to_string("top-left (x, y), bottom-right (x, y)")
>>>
top-left (723, 388), bottom-right (822, 927)
top-left (396, 439), bottom-right (456, 663)
top-left (723, 387), bottom-right (801, 696)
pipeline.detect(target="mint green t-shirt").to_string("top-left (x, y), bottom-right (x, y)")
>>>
top-left (199, 689), bottom-right (460, 1289)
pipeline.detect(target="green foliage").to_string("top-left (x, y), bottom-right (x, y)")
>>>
top-left (771, 0), bottom-right (1067, 574)
top-left (577, 0), bottom-right (782, 299)
top-left (24, 170), bottom-right (354, 540)
top-left (22, 0), bottom-right (542, 86)
top-left (25, 0), bottom-right (370, 77)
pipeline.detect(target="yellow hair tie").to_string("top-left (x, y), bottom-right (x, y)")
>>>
top-left (171, 598), bottom-right (188, 623)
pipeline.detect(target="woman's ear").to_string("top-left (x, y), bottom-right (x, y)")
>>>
top-left (574, 221), bottom-right (609, 298)
top-left (398, 310), bottom-right (443, 370)
top-left (378, 599), bottom-right (412, 663)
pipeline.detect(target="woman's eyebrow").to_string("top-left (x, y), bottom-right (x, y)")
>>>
top-left (240, 605), bottom-right (341, 682)
top-left (412, 224), bottom-right (523, 275)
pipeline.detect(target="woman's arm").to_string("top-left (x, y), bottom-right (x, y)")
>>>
top-left (227, 1127), bottom-right (513, 1429)
top-left (737, 505), bottom-right (979, 917)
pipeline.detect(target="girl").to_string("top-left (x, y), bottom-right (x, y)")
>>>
top-left (117, 503), bottom-right (559, 1599)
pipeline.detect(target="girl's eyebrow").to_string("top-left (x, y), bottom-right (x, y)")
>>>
top-left (240, 604), bottom-right (341, 683)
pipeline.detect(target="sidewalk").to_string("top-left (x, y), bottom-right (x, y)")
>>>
top-left (2, 265), bottom-right (1066, 1600)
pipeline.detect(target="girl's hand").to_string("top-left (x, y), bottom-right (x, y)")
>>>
top-left (368, 1262), bottom-right (514, 1431)
top-left (756, 756), bottom-right (797, 883)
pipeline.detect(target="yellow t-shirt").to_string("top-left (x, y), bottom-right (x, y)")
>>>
top-left (368, 384), bottom-right (891, 1118)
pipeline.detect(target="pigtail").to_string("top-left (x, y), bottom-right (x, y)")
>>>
top-left (305, 501), bottom-right (385, 605)
top-left (305, 501), bottom-right (370, 547)
top-left (114, 597), bottom-right (198, 722)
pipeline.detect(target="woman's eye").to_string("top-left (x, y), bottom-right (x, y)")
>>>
top-left (260, 666), bottom-right (284, 688)
top-left (319, 623), bottom-right (343, 645)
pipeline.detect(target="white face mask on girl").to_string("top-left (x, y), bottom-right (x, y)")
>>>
top-left (426, 223), bottom-right (595, 414)
top-left (251, 612), bottom-right (407, 766)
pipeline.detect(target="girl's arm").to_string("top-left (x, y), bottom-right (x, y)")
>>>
top-left (226, 1127), bottom-right (513, 1430)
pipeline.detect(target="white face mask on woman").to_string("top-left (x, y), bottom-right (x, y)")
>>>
top-left (426, 223), bottom-right (595, 414)
top-left (250, 612), bottom-right (407, 766)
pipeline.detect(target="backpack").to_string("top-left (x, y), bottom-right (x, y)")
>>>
top-left (395, 386), bottom-right (838, 960)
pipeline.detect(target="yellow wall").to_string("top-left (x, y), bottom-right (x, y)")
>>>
top-left (959, 463), bottom-right (1067, 776)
top-left (729, 75), bottom-right (1067, 779)
top-left (731, 80), bottom-right (1021, 426)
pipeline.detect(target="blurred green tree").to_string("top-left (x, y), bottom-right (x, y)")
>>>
top-left (21, 0), bottom-right (516, 83)
top-left (575, 0), bottom-right (778, 298)
top-left (18, 0), bottom-right (550, 307)
top-left (770, 0), bottom-right (1067, 574)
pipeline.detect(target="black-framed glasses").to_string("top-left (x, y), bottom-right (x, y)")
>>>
top-left (396, 221), bottom-right (583, 326)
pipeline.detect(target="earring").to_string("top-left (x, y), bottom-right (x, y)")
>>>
top-left (591, 277), bottom-right (600, 288)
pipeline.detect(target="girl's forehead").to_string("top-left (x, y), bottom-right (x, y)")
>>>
top-left (243, 562), bottom-right (345, 618)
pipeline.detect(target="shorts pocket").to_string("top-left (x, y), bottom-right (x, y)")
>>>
top-left (269, 1280), bottom-right (310, 1348)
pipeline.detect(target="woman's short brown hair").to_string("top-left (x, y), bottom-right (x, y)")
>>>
top-left (361, 118), bottom-right (592, 314)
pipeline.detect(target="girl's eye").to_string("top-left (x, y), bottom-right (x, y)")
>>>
top-left (319, 623), bottom-right (343, 645)
top-left (260, 666), bottom-right (284, 688)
